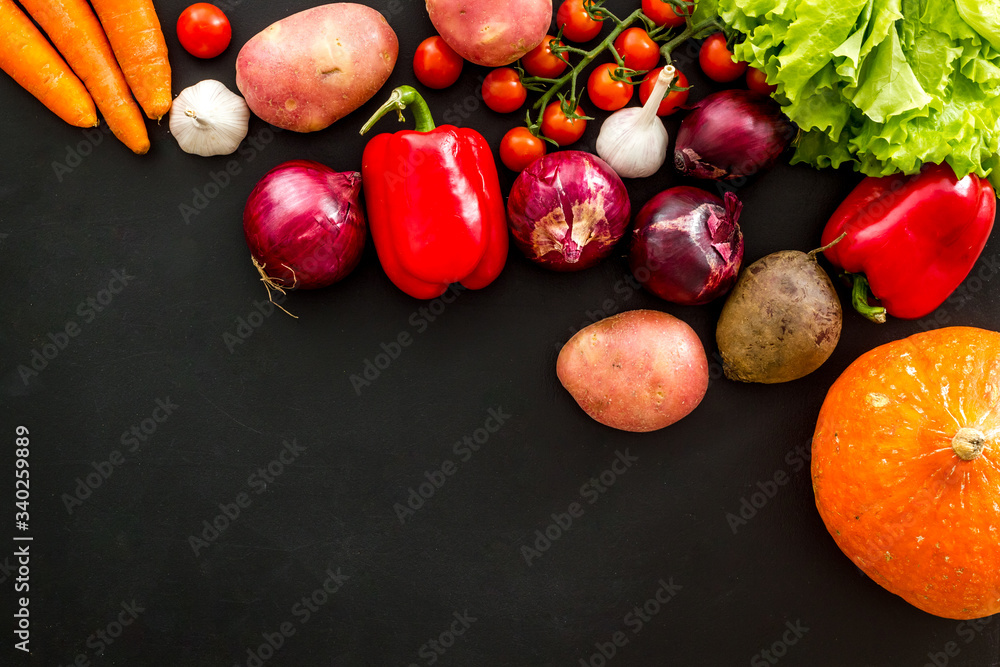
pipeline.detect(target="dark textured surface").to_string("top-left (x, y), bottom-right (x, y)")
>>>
top-left (2, 1), bottom-right (999, 665)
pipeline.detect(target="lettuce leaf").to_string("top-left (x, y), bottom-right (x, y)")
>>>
top-left (714, 0), bottom-right (1000, 186)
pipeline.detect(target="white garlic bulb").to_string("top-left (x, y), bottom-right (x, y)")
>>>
top-left (169, 80), bottom-right (250, 157)
top-left (596, 65), bottom-right (676, 179)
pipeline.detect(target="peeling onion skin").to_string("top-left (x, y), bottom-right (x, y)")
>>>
top-left (556, 310), bottom-right (709, 432)
top-left (507, 151), bottom-right (631, 271)
top-left (629, 187), bottom-right (745, 305)
top-left (674, 90), bottom-right (795, 181)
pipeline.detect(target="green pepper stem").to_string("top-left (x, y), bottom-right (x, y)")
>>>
top-left (848, 273), bottom-right (887, 324)
top-left (359, 85), bottom-right (436, 135)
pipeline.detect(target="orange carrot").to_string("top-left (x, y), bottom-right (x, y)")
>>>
top-left (90, 0), bottom-right (171, 120)
top-left (19, 0), bottom-right (149, 154)
top-left (0, 0), bottom-right (97, 127)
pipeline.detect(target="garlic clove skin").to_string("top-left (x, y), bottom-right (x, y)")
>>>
top-left (596, 65), bottom-right (675, 179)
top-left (169, 79), bottom-right (251, 157)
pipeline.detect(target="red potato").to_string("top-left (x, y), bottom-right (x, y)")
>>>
top-left (235, 3), bottom-right (398, 132)
top-left (425, 0), bottom-right (551, 67)
top-left (556, 310), bottom-right (709, 432)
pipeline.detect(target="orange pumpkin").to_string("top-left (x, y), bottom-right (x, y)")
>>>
top-left (812, 326), bottom-right (1000, 619)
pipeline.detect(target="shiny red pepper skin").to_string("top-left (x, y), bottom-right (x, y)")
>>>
top-left (821, 163), bottom-right (995, 321)
top-left (360, 86), bottom-right (508, 300)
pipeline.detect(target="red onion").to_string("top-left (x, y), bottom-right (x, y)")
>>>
top-left (674, 90), bottom-right (795, 181)
top-left (243, 160), bottom-right (366, 293)
top-left (629, 186), bottom-right (744, 305)
top-left (506, 151), bottom-right (631, 271)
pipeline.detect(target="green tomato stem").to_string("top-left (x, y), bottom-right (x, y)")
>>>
top-left (532, 8), bottom-right (646, 119)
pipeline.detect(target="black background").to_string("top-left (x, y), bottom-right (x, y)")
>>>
top-left (2, 0), bottom-right (1000, 665)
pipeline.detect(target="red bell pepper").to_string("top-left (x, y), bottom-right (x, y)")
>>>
top-left (821, 163), bottom-right (995, 322)
top-left (359, 86), bottom-right (508, 300)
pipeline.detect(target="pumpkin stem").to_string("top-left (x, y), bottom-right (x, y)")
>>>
top-left (952, 427), bottom-right (986, 461)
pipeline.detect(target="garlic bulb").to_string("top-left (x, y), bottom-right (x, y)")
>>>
top-left (169, 80), bottom-right (250, 157)
top-left (595, 65), bottom-right (676, 179)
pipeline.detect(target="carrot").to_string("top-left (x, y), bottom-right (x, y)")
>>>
top-left (0, 0), bottom-right (97, 127)
top-left (19, 0), bottom-right (149, 154)
top-left (90, 0), bottom-right (171, 120)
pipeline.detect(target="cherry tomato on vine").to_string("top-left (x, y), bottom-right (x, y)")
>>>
top-left (557, 0), bottom-right (603, 43)
top-left (482, 68), bottom-right (527, 113)
top-left (499, 127), bottom-right (547, 172)
top-left (638, 66), bottom-right (689, 116)
top-left (541, 102), bottom-right (587, 146)
top-left (613, 28), bottom-right (660, 72)
top-left (746, 67), bottom-right (777, 95)
top-left (521, 35), bottom-right (568, 79)
top-left (177, 3), bottom-right (231, 59)
top-left (642, 0), bottom-right (689, 28)
top-left (699, 32), bottom-right (747, 82)
top-left (587, 63), bottom-right (633, 111)
top-left (412, 36), bottom-right (464, 89)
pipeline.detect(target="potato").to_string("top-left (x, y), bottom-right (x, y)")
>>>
top-left (235, 3), bottom-right (398, 132)
top-left (716, 249), bottom-right (842, 384)
top-left (556, 310), bottom-right (709, 432)
top-left (425, 0), bottom-right (551, 67)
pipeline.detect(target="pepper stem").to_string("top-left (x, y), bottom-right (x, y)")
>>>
top-left (359, 85), bottom-right (436, 135)
top-left (847, 273), bottom-right (886, 324)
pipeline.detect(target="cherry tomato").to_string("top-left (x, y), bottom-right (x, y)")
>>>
top-left (613, 28), bottom-right (660, 72)
top-left (587, 63), bottom-right (633, 111)
top-left (638, 67), bottom-right (689, 116)
top-left (177, 3), bottom-right (231, 59)
top-left (541, 102), bottom-right (587, 146)
top-left (746, 66), bottom-right (777, 95)
top-left (413, 36), bottom-right (464, 89)
top-left (499, 127), bottom-right (547, 172)
top-left (557, 0), bottom-right (603, 43)
top-left (482, 68), bottom-right (527, 113)
top-left (521, 35), bottom-right (568, 78)
top-left (699, 32), bottom-right (747, 82)
top-left (642, 0), bottom-right (689, 28)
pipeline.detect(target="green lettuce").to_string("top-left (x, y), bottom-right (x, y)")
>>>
top-left (712, 0), bottom-right (1000, 187)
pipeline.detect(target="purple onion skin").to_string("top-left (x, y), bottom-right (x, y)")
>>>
top-left (629, 187), bottom-right (744, 305)
top-left (507, 151), bottom-right (631, 271)
top-left (674, 90), bottom-right (795, 181)
top-left (244, 159), bottom-right (366, 289)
